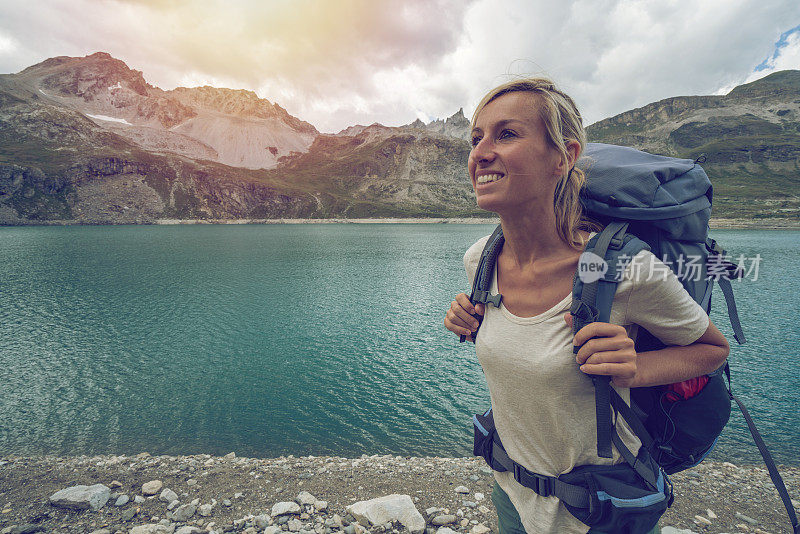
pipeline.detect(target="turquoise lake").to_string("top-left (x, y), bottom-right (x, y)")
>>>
top-left (0, 224), bottom-right (798, 464)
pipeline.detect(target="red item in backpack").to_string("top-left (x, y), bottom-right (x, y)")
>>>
top-left (665, 375), bottom-right (709, 402)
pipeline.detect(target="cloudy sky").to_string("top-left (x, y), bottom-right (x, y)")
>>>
top-left (1, 0), bottom-right (799, 133)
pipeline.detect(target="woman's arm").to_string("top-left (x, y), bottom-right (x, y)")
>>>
top-left (567, 314), bottom-right (730, 388)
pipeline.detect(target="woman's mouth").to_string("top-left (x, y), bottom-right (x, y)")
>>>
top-left (477, 173), bottom-right (504, 185)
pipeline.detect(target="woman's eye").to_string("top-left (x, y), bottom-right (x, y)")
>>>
top-left (470, 136), bottom-right (482, 147)
top-left (499, 129), bottom-right (516, 140)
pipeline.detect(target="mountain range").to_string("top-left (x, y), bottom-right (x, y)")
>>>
top-left (0, 52), bottom-right (797, 223)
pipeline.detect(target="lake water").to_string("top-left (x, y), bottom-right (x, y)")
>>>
top-left (0, 224), bottom-right (797, 465)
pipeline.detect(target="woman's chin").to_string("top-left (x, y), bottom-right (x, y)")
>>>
top-left (475, 194), bottom-right (503, 213)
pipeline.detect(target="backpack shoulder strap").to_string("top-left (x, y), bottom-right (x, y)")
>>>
top-left (571, 221), bottom-right (650, 459)
top-left (460, 224), bottom-right (504, 343)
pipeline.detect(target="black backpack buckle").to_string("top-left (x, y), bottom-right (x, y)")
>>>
top-left (474, 289), bottom-right (503, 308)
top-left (513, 464), bottom-right (553, 497)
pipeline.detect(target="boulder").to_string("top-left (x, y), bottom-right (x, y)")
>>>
top-left (129, 525), bottom-right (174, 534)
top-left (49, 484), bottom-right (111, 511)
top-left (431, 515), bottom-right (456, 526)
top-left (297, 491), bottom-right (317, 506)
top-left (141, 480), bottom-right (163, 496)
top-left (346, 494), bottom-right (425, 534)
top-left (272, 502), bottom-right (301, 516)
top-left (159, 489), bottom-right (178, 503)
top-left (170, 503), bottom-right (197, 522)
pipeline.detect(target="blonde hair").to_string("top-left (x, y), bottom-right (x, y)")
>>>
top-left (471, 77), bottom-right (599, 248)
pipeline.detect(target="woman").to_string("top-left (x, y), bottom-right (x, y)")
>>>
top-left (443, 78), bottom-right (730, 534)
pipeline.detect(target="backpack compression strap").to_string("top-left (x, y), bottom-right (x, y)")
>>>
top-left (703, 238), bottom-right (747, 344)
top-left (460, 225), bottom-right (505, 343)
top-left (723, 366), bottom-right (800, 533)
top-left (571, 222), bottom-right (650, 459)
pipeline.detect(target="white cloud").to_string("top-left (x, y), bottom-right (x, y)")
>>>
top-left (0, 31), bottom-right (19, 55)
top-left (0, 0), bottom-right (799, 131)
top-left (752, 29), bottom-right (800, 75)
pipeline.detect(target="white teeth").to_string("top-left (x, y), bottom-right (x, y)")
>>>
top-left (477, 173), bottom-right (503, 184)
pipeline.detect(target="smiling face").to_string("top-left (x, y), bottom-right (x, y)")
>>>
top-left (468, 91), bottom-right (566, 216)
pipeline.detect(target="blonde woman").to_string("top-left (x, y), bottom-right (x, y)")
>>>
top-left (443, 79), bottom-right (729, 534)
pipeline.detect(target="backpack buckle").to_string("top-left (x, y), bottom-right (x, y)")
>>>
top-left (474, 290), bottom-right (503, 308)
top-left (513, 464), bottom-right (553, 498)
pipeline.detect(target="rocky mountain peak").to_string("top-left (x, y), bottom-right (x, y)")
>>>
top-left (167, 86), bottom-right (317, 135)
top-left (22, 51), bottom-right (151, 99)
top-left (448, 107), bottom-right (467, 122)
top-left (423, 108), bottom-right (469, 140)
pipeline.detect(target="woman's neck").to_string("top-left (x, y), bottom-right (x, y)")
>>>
top-left (498, 207), bottom-right (578, 268)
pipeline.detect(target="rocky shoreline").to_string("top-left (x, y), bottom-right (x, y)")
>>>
top-left (0, 454), bottom-right (797, 534)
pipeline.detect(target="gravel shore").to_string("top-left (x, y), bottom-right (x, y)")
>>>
top-left (0, 454), bottom-right (797, 534)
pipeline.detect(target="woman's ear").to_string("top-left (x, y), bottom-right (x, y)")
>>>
top-left (565, 140), bottom-right (581, 169)
top-left (555, 140), bottom-right (582, 177)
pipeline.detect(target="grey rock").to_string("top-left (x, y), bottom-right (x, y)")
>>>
top-left (89, 529), bottom-right (112, 534)
top-left (186, 479), bottom-right (197, 487)
top-left (272, 502), bottom-right (302, 516)
top-left (462, 501), bottom-right (477, 508)
top-left (115, 494), bottom-right (130, 506)
top-left (661, 528), bottom-right (699, 534)
top-left (121, 507), bottom-right (139, 521)
top-left (9, 525), bottom-right (45, 534)
top-left (198, 504), bottom-right (214, 517)
top-left (288, 519), bottom-right (303, 532)
top-left (470, 525), bottom-right (490, 534)
top-left (264, 527), bottom-right (282, 534)
top-left (314, 501), bottom-right (328, 512)
top-left (222, 499), bottom-right (232, 507)
top-left (434, 528), bottom-right (458, 534)
top-left (175, 528), bottom-right (204, 534)
top-left (254, 514), bottom-right (271, 528)
top-left (142, 481), bottom-right (164, 496)
top-left (160, 489), bottom-right (179, 503)
top-left (346, 495), bottom-right (425, 534)
top-left (167, 500), bottom-right (180, 510)
top-left (129, 525), bottom-right (175, 534)
top-left (297, 491), bottom-right (317, 506)
top-left (134, 496), bottom-right (146, 504)
top-left (454, 486), bottom-right (470, 494)
top-left (49, 484), bottom-right (111, 511)
top-left (343, 526), bottom-right (355, 534)
top-left (431, 515), bottom-right (457, 526)
top-left (171, 503), bottom-right (197, 522)
top-left (735, 512), bottom-right (758, 525)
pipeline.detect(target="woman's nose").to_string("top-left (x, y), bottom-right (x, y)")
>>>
top-left (470, 138), bottom-right (495, 164)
